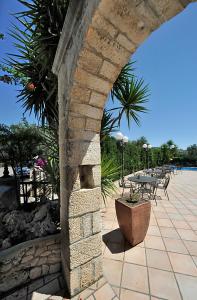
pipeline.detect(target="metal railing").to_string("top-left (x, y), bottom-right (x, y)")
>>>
top-left (18, 169), bottom-right (56, 204)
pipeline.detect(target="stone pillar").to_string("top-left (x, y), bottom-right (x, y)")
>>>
top-left (59, 111), bottom-right (103, 297)
top-left (57, 59), bottom-right (103, 297)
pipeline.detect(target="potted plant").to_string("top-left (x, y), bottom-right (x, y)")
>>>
top-left (115, 192), bottom-right (151, 246)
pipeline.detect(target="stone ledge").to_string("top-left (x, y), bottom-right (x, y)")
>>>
top-left (1, 272), bottom-right (64, 300)
top-left (0, 235), bottom-right (61, 295)
top-left (0, 234), bottom-right (61, 260)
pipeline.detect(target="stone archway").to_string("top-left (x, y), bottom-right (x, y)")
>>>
top-left (52, 0), bottom-right (195, 297)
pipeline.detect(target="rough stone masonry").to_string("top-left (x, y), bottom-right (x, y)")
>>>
top-left (0, 234), bottom-right (61, 298)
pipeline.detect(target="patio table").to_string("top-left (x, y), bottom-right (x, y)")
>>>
top-left (128, 175), bottom-right (158, 184)
top-left (128, 175), bottom-right (158, 199)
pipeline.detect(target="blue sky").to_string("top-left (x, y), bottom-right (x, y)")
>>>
top-left (109, 2), bottom-right (197, 150)
top-left (0, 1), bottom-right (197, 149)
top-left (0, 0), bottom-right (36, 125)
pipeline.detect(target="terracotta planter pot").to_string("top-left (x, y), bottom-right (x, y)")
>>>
top-left (115, 198), bottom-right (151, 246)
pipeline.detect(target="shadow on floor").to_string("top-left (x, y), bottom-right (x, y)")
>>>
top-left (103, 228), bottom-right (145, 254)
top-left (103, 228), bottom-right (135, 254)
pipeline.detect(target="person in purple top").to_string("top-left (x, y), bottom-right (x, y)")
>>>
top-left (34, 156), bottom-right (47, 170)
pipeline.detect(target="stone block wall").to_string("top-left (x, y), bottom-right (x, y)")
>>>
top-left (0, 234), bottom-right (61, 298)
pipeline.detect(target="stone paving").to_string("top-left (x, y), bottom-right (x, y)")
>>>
top-left (29, 170), bottom-right (197, 299)
top-left (102, 170), bottom-right (197, 300)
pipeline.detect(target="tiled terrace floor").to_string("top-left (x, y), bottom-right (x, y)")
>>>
top-left (102, 171), bottom-right (197, 300)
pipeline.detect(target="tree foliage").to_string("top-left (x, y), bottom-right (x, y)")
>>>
top-left (0, 119), bottom-right (42, 174)
top-left (1, 0), bottom-right (69, 126)
top-left (102, 136), bottom-right (179, 177)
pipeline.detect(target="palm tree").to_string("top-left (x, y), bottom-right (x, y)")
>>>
top-left (100, 63), bottom-right (149, 140)
top-left (1, 0), bottom-right (69, 126)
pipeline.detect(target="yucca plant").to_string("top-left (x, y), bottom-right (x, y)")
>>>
top-left (100, 109), bottom-right (118, 142)
top-left (111, 62), bottom-right (135, 100)
top-left (112, 77), bottom-right (149, 128)
top-left (101, 156), bottom-right (120, 204)
top-left (40, 127), bottom-right (60, 199)
top-left (101, 62), bottom-right (149, 141)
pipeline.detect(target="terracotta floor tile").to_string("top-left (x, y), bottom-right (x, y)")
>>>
top-left (149, 268), bottom-right (181, 300)
top-left (160, 227), bottom-right (180, 239)
top-left (172, 220), bottom-right (191, 229)
top-left (145, 235), bottom-right (165, 251)
top-left (163, 237), bottom-right (188, 254)
top-left (135, 241), bottom-right (145, 248)
top-left (147, 225), bottom-right (161, 237)
top-left (184, 215), bottom-right (197, 222)
top-left (87, 295), bottom-right (94, 300)
top-left (188, 222), bottom-right (197, 230)
top-left (102, 172), bottom-right (197, 300)
top-left (183, 240), bottom-right (197, 256)
top-left (154, 212), bottom-right (168, 219)
top-left (103, 221), bottom-right (114, 230)
top-left (103, 258), bottom-right (122, 286)
top-left (174, 203), bottom-right (185, 208)
top-left (192, 209), bottom-right (197, 216)
top-left (176, 229), bottom-right (197, 241)
top-left (93, 283), bottom-right (115, 300)
top-left (186, 204), bottom-right (197, 210)
top-left (111, 223), bottom-right (119, 229)
top-left (192, 256), bottom-right (197, 267)
top-left (165, 207), bottom-right (179, 213)
top-left (104, 243), bottom-right (124, 261)
top-left (103, 228), bottom-right (125, 244)
top-left (168, 252), bottom-right (197, 276)
top-left (124, 246), bottom-right (146, 266)
top-left (120, 289), bottom-right (149, 300)
top-left (157, 218), bottom-right (174, 228)
top-left (112, 286), bottom-right (119, 297)
top-left (168, 213), bottom-right (185, 220)
top-left (149, 218), bottom-right (157, 226)
top-left (146, 248), bottom-right (172, 271)
top-left (175, 273), bottom-right (197, 300)
top-left (121, 263), bottom-right (149, 294)
top-left (162, 202), bottom-right (174, 208)
top-left (152, 206), bottom-right (166, 212)
top-left (178, 208), bottom-right (191, 215)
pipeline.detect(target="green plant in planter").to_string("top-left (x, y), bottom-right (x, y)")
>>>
top-left (127, 192), bottom-right (141, 203)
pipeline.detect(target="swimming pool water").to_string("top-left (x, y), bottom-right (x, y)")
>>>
top-left (176, 167), bottom-right (197, 171)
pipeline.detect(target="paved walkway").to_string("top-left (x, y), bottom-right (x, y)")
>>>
top-left (102, 171), bottom-right (197, 300)
top-left (30, 171), bottom-right (197, 299)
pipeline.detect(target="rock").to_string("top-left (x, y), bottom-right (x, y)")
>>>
top-left (42, 264), bottom-right (50, 275)
top-left (33, 204), bottom-right (48, 222)
top-left (49, 263), bottom-right (61, 274)
top-left (0, 202), bottom-right (58, 250)
top-left (2, 237), bottom-right (11, 250)
top-left (30, 267), bottom-right (42, 280)
top-left (0, 184), bottom-right (18, 211)
top-left (0, 270), bottom-right (28, 292)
